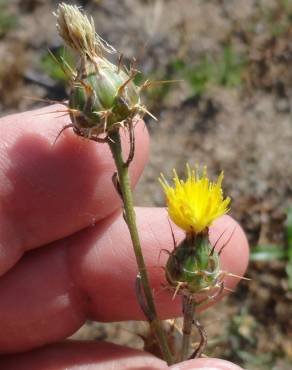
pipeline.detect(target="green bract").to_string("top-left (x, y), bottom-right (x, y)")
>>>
top-left (165, 235), bottom-right (222, 297)
top-left (69, 57), bottom-right (140, 136)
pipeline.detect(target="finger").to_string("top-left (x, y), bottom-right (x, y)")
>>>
top-left (0, 105), bottom-right (149, 275)
top-left (73, 213), bottom-right (249, 321)
top-left (1, 342), bottom-right (245, 370)
top-left (0, 340), bottom-right (167, 370)
top-left (0, 209), bottom-right (249, 353)
top-left (170, 358), bottom-right (244, 370)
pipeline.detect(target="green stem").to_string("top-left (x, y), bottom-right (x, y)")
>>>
top-left (180, 296), bottom-right (196, 361)
top-left (108, 130), bottom-right (173, 365)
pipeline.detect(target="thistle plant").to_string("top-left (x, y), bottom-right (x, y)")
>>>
top-left (160, 165), bottom-right (235, 361)
top-left (53, 3), bottom-right (173, 365)
top-left (50, 3), bottom-right (245, 365)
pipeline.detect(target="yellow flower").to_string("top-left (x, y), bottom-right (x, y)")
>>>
top-left (159, 164), bottom-right (231, 234)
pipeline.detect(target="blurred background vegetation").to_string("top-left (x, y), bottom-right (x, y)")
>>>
top-left (0, 1), bottom-right (291, 369)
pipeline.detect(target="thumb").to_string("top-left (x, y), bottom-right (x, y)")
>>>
top-left (169, 358), bottom-right (245, 370)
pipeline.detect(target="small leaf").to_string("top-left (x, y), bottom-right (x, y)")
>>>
top-left (286, 207), bottom-right (292, 290)
top-left (286, 207), bottom-right (292, 252)
top-left (250, 244), bottom-right (286, 262)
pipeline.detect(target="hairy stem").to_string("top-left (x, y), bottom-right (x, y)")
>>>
top-left (180, 295), bottom-right (196, 361)
top-left (108, 130), bottom-right (173, 365)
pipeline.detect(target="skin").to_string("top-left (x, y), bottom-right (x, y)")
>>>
top-left (0, 105), bottom-right (249, 369)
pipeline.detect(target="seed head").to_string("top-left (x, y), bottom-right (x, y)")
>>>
top-left (54, 3), bottom-right (147, 140)
top-left (55, 3), bottom-right (115, 60)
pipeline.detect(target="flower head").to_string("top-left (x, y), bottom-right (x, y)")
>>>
top-left (53, 3), bottom-right (144, 141)
top-left (159, 164), bottom-right (230, 234)
top-left (55, 3), bottom-right (116, 59)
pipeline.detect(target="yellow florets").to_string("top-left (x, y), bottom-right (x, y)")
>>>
top-left (159, 164), bottom-right (231, 234)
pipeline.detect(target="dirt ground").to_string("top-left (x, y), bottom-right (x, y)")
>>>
top-left (0, 1), bottom-right (291, 369)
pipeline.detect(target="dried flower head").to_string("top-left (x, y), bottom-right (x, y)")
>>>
top-left (55, 3), bottom-right (115, 59)
top-left (53, 3), bottom-right (150, 142)
top-left (159, 164), bottom-right (230, 234)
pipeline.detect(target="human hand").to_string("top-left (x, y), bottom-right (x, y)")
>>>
top-left (0, 105), bottom-right (248, 369)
